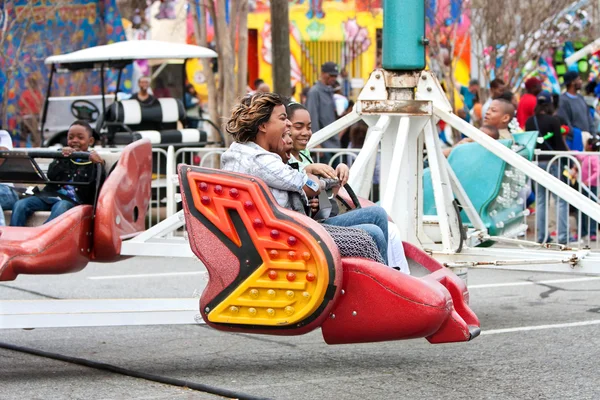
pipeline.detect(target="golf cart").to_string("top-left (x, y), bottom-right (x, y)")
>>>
top-left (41, 40), bottom-right (224, 148)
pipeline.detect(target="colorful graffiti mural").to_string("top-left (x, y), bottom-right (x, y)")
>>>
top-left (0, 0), bottom-right (128, 134)
top-left (425, 0), bottom-right (471, 86)
top-left (247, 0), bottom-right (383, 94)
top-left (184, 0), bottom-right (384, 98)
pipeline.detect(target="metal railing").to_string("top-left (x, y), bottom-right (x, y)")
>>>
top-left (532, 150), bottom-right (600, 248)
top-left (145, 147), bottom-right (377, 227)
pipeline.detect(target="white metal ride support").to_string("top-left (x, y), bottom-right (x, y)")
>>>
top-left (0, 298), bottom-right (201, 329)
top-left (347, 115), bottom-right (390, 197)
top-left (422, 119), bottom-right (462, 252)
top-left (120, 210), bottom-right (196, 258)
top-left (166, 145), bottom-right (177, 219)
top-left (431, 107), bottom-right (600, 224)
top-left (443, 155), bottom-right (487, 233)
top-left (303, 68), bottom-right (600, 274)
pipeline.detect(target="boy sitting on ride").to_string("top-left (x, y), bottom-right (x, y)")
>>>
top-left (10, 120), bottom-right (106, 226)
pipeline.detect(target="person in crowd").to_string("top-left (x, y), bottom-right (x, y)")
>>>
top-left (442, 125), bottom-right (500, 158)
top-left (253, 79), bottom-right (265, 91)
top-left (483, 98), bottom-right (515, 140)
top-left (10, 120), bottom-right (106, 227)
top-left (573, 131), bottom-right (599, 241)
top-left (300, 87), bottom-right (310, 106)
top-left (525, 90), bottom-right (570, 244)
top-left (130, 76), bottom-right (156, 106)
top-left (0, 130), bottom-right (20, 225)
top-left (459, 78), bottom-right (480, 111)
top-left (517, 78), bottom-right (542, 129)
top-left (481, 78), bottom-right (506, 118)
top-left (184, 84), bottom-right (203, 128)
top-left (497, 90), bottom-right (522, 134)
top-left (220, 92), bottom-right (390, 264)
top-left (18, 76), bottom-right (43, 148)
top-left (305, 62), bottom-right (340, 165)
top-left (332, 81), bottom-right (349, 118)
top-left (284, 102), bottom-right (410, 273)
top-left (470, 94), bottom-right (483, 128)
top-left (257, 82), bottom-right (271, 93)
top-left (340, 68), bottom-right (352, 98)
top-left (558, 71), bottom-right (596, 151)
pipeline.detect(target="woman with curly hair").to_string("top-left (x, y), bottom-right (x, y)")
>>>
top-left (221, 92), bottom-right (390, 264)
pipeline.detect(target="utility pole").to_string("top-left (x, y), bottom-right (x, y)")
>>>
top-left (270, 0), bottom-right (291, 97)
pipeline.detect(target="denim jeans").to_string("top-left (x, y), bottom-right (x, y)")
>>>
top-left (10, 196), bottom-right (76, 227)
top-left (0, 185), bottom-right (20, 226)
top-left (581, 185), bottom-right (598, 237)
top-left (536, 162), bottom-right (569, 244)
top-left (322, 206), bottom-right (389, 264)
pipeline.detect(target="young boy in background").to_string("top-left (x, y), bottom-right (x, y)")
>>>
top-left (10, 120), bottom-right (105, 226)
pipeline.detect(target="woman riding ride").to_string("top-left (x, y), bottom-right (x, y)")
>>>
top-left (220, 92), bottom-right (390, 264)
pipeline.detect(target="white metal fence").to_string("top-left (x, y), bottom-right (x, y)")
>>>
top-left (532, 150), bottom-right (600, 248)
top-left (144, 146), bottom-right (600, 250)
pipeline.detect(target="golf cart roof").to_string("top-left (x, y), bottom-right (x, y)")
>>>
top-left (45, 40), bottom-right (217, 68)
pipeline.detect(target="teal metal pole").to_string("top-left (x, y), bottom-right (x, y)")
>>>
top-left (382, 0), bottom-right (426, 70)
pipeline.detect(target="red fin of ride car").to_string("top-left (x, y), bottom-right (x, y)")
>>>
top-left (93, 139), bottom-right (153, 261)
top-left (178, 165), bottom-right (343, 336)
top-left (0, 206), bottom-right (93, 281)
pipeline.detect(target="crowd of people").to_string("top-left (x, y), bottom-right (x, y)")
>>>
top-left (245, 61), bottom-right (600, 245)
top-left (455, 71), bottom-right (600, 244)
top-left (4, 58), bottom-right (600, 249)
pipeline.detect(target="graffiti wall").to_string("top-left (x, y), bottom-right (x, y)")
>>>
top-left (0, 0), bottom-right (128, 134)
top-left (426, 0), bottom-right (471, 86)
top-left (248, 0), bottom-right (383, 92)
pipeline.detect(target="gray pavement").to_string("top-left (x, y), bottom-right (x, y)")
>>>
top-left (1, 257), bottom-right (599, 400)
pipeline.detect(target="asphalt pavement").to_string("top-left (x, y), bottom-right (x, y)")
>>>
top-left (1, 257), bottom-right (599, 400)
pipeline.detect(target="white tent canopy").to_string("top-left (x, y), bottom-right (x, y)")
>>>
top-left (45, 40), bottom-right (217, 65)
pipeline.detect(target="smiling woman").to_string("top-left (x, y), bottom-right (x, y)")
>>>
top-left (221, 92), bottom-right (389, 263)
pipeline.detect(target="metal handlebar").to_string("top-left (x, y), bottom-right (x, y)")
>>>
top-left (0, 150), bottom-right (91, 160)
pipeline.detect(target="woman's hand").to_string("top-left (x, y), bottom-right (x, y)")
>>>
top-left (305, 163), bottom-right (337, 179)
top-left (308, 197), bottom-right (319, 214)
top-left (335, 163), bottom-right (350, 186)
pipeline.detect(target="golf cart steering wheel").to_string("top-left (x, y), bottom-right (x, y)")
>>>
top-left (70, 100), bottom-right (100, 122)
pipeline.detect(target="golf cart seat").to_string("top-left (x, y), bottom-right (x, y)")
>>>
top-left (178, 165), bottom-right (480, 345)
top-left (103, 98), bottom-right (208, 146)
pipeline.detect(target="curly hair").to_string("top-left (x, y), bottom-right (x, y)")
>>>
top-left (226, 92), bottom-right (285, 143)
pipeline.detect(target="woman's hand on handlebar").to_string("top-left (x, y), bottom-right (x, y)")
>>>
top-left (335, 164), bottom-right (350, 186)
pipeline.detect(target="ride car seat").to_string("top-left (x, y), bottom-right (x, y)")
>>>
top-left (179, 165), bottom-right (480, 344)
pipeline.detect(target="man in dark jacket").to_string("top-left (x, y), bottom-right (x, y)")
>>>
top-left (558, 71), bottom-right (596, 150)
top-left (306, 62), bottom-right (339, 164)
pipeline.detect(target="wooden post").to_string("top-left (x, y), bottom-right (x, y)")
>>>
top-left (270, 0), bottom-right (291, 97)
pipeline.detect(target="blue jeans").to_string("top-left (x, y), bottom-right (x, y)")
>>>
top-left (0, 185), bottom-right (20, 226)
top-left (10, 196), bottom-right (76, 227)
top-left (322, 206), bottom-right (389, 264)
top-left (536, 162), bottom-right (569, 244)
top-left (581, 185), bottom-right (598, 237)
